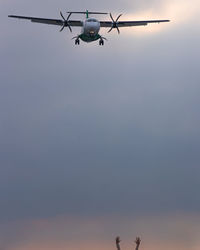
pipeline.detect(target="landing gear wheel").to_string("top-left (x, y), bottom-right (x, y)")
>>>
top-left (99, 39), bottom-right (104, 46)
top-left (75, 38), bottom-right (80, 45)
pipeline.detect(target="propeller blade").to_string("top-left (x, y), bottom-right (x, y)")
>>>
top-left (68, 25), bottom-right (72, 32)
top-left (60, 11), bottom-right (65, 21)
top-left (67, 13), bottom-right (72, 32)
top-left (108, 27), bottom-right (113, 33)
top-left (116, 14), bottom-right (122, 22)
top-left (110, 13), bottom-right (115, 22)
top-left (60, 11), bottom-right (65, 32)
top-left (67, 12), bottom-right (72, 21)
top-left (117, 26), bottom-right (120, 34)
top-left (60, 24), bottom-right (65, 32)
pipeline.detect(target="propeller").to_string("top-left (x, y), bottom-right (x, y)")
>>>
top-left (60, 11), bottom-right (72, 32)
top-left (108, 13), bottom-right (122, 34)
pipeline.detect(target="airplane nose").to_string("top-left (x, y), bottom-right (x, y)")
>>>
top-left (89, 30), bottom-right (96, 37)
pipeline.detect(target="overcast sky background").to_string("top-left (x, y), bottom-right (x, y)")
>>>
top-left (1, 0), bottom-right (200, 249)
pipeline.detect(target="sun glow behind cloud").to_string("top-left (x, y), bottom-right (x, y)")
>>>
top-left (121, 0), bottom-right (200, 35)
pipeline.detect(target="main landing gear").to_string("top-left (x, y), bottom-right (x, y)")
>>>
top-left (99, 36), bottom-right (107, 46)
top-left (75, 38), bottom-right (80, 45)
top-left (99, 39), bottom-right (104, 46)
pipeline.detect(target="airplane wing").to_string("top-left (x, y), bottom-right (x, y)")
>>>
top-left (100, 20), bottom-right (170, 28)
top-left (8, 15), bottom-right (82, 27)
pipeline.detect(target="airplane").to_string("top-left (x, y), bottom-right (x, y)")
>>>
top-left (8, 10), bottom-right (170, 46)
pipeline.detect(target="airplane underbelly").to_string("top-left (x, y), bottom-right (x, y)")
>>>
top-left (79, 33), bottom-right (101, 42)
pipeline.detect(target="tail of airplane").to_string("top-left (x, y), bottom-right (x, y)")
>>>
top-left (67, 10), bottom-right (108, 18)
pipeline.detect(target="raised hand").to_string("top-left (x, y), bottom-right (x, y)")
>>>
top-left (135, 237), bottom-right (141, 250)
top-left (115, 236), bottom-right (121, 250)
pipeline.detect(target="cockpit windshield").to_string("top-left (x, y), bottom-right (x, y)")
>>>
top-left (87, 18), bottom-right (97, 22)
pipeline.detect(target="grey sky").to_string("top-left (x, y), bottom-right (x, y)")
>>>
top-left (1, 0), bottom-right (200, 249)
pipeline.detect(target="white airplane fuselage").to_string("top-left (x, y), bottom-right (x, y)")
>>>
top-left (79, 18), bottom-right (101, 42)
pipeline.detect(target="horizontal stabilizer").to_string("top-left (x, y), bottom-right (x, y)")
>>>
top-left (67, 11), bottom-right (108, 15)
